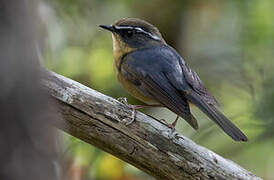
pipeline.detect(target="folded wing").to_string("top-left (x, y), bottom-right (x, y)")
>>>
top-left (120, 45), bottom-right (247, 141)
top-left (120, 46), bottom-right (198, 129)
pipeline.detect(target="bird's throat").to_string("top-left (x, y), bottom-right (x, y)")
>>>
top-left (111, 34), bottom-right (136, 70)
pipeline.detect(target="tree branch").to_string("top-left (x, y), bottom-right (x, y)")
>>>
top-left (43, 70), bottom-right (261, 180)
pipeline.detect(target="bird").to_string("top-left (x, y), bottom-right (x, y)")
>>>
top-left (99, 18), bottom-right (248, 141)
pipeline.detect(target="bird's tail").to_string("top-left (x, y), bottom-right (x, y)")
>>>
top-left (185, 91), bottom-right (248, 141)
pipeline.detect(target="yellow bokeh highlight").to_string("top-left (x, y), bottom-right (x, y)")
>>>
top-left (96, 154), bottom-right (124, 180)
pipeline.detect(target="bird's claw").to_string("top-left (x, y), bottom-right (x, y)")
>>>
top-left (117, 97), bottom-right (127, 104)
top-left (122, 117), bottom-right (135, 126)
top-left (118, 97), bottom-right (134, 108)
top-left (117, 97), bottom-right (136, 125)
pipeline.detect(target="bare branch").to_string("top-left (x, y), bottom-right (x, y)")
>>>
top-left (43, 70), bottom-right (261, 180)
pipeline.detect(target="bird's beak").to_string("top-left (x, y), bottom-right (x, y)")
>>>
top-left (99, 25), bottom-right (115, 32)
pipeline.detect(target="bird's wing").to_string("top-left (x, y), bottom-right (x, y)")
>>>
top-left (164, 46), bottom-right (247, 141)
top-left (181, 63), bottom-right (219, 106)
top-left (121, 45), bottom-right (247, 141)
top-left (149, 46), bottom-right (218, 106)
top-left (120, 46), bottom-right (198, 129)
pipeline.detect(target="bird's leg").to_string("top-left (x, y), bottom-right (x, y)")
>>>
top-left (117, 97), bottom-right (162, 125)
top-left (160, 116), bottom-right (179, 132)
top-left (171, 115), bottom-right (179, 127)
top-left (170, 116), bottom-right (179, 132)
top-left (117, 97), bottom-right (179, 129)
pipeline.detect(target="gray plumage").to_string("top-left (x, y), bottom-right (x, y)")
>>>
top-left (120, 45), bottom-right (248, 141)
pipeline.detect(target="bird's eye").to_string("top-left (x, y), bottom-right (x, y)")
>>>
top-left (126, 30), bottom-right (133, 37)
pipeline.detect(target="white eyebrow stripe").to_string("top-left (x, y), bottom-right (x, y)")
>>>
top-left (114, 26), bottom-right (134, 30)
top-left (113, 25), bottom-right (160, 41)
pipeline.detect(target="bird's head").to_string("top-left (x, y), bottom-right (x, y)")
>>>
top-left (99, 18), bottom-right (166, 54)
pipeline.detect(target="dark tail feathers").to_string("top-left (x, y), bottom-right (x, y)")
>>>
top-left (186, 91), bottom-right (248, 142)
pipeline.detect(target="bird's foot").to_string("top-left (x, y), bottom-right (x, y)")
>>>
top-left (117, 97), bottom-right (138, 125)
top-left (117, 97), bottom-right (164, 125)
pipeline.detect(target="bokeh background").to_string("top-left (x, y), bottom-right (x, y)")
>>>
top-left (41, 0), bottom-right (274, 179)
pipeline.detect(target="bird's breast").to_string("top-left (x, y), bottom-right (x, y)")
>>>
top-left (111, 36), bottom-right (159, 105)
top-left (114, 64), bottom-right (158, 105)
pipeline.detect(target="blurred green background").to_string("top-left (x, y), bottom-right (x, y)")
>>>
top-left (42, 0), bottom-right (274, 179)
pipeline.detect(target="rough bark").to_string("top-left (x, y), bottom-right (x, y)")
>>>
top-left (43, 70), bottom-right (261, 180)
